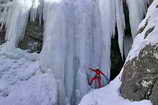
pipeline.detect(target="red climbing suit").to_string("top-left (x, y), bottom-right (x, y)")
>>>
top-left (89, 68), bottom-right (105, 88)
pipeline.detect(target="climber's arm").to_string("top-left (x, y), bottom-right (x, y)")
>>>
top-left (100, 71), bottom-right (105, 76)
top-left (89, 68), bottom-right (96, 72)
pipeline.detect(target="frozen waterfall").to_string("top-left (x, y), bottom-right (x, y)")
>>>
top-left (126, 0), bottom-right (148, 39)
top-left (0, 0), bottom-right (148, 105)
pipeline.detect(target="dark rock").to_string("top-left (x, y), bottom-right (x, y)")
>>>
top-left (111, 34), bottom-right (124, 80)
top-left (148, 0), bottom-right (154, 6)
top-left (0, 21), bottom-right (43, 53)
top-left (150, 80), bottom-right (158, 105)
top-left (0, 26), bottom-right (6, 45)
top-left (136, 19), bottom-right (148, 35)
top-left (144, 26), bottom-right (155, 39)
top-left (18, 20), bottom-right (43, 53)
top-left (120, 44), bottom-right (158, 103)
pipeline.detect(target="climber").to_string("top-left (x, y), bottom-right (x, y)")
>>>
top-left (88, 68), bottom-right (109, 88)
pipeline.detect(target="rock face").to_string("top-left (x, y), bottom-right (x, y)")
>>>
top-left (111, 37), bottom-right (124, 80)
top-left (120, 0), bottom-right (158, 105)
top-left (19, 21), bottom-right (43, 53)
top-left (0, 27), bottom-right (5, 45)
top-left (121, 44), bottom-right (158, 102)
top-left (0, 20), bottom-right (43, 53)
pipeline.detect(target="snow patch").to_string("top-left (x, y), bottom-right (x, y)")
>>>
top-left (79, 74), bottom-right (152, 105)
top-left (0, 46), bottom-right (58, 105)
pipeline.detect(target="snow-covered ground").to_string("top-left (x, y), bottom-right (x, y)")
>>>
top-left (79, 74), bottom-right (152, 105)
top-left (0, 45), bottom-right (57, 105)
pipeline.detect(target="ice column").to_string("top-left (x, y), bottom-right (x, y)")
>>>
top-left (40, 0), bottom-right (66, 105)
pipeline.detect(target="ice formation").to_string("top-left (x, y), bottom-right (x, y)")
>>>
top-left (0, 44), bottom-right (58, 105)
top-left (40, 0), bottom-right (67, 105)
top-left (115, 0), bottom-right (125, 58)
top-left (0, 0), bottom-right (150, 105)
top-left (126, 0), bottom-right (148, 39)
top-left (79, 0), bottom-right (158, 104)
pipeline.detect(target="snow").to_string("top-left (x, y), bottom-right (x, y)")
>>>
top-left (127, 0), bottom-right (158, 60)
top-left (79, 74), bottom-right (152, 105)
top-left (0, 45), bottom-right (58, 105)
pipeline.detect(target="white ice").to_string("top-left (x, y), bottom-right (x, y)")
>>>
top-left (126, 0), bottom-right (148, 39)
top-left (0, 45), bottom-right (58, 105)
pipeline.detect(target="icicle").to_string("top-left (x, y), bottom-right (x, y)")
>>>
top-left (115, 0), bottom-right (125, 58)
top-left (89, 0), bottom-right (103, 70)
top-left (40, 0), bottom-right (66, 105)
top-left (62, 1), bottom-right (78, 105)
top-left (111, 0), bottom-right (116, 38)
top-left (0, 0), bottom-right (13, 29)
top-left (0, 0), bottom-right (43, 50)
top-left (124, 35), bottom-right (133, 58)
top-left (4, 0), bottom-right (33, 50)
top-left (126, 0), bottom-right (148, 39)
top-left (36, 0), bottom-right (44, 25)
top-left (30, 0), bottom-right (40, 22)
top-left (98, 0), bottom-right (116, 79)
top-left (74, 0), bottom-right (92, 103)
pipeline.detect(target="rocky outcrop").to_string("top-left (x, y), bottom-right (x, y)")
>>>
top-left (18, 20), bottom-right (43, 53)
top-left (0, 27), bottom-right (5, 45)
top-left (0, 20), bottom-right (43, 53)
top-left (121, 44), bottom-right (158, 101)
top-left (120, 0), bottom-right (158, 105)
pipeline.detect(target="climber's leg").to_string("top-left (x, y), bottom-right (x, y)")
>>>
top-left (98, 77), bottom-right (102, 88)
top-left (89, 77), bottom-right (96, 85)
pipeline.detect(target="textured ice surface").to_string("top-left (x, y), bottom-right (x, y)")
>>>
top-left (126, 0), bottom-right (148, 39)
top-left (0, 45), bottom-right (57, 105)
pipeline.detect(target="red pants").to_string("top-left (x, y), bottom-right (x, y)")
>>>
top-left (89, 76), bottom-right (102, 88)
